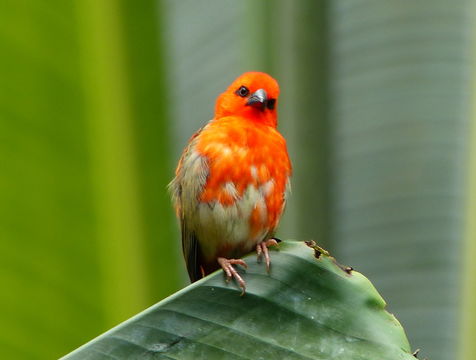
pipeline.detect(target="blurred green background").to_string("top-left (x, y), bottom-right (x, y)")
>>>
top-left (1, 1), bottom-right (475, 359)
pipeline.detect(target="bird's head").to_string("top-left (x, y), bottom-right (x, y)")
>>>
top-left (215, 72), bottom-right (280, 127)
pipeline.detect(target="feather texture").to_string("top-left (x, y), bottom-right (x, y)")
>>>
top-left (170, 72), bottom-right (292, 282)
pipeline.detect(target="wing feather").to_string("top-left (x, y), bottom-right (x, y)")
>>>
top-left (180, 218), bottom-right (202, 282)
top-left (168, 126), bottom-right (209, 282)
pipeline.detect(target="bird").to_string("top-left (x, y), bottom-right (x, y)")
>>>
top-left (169, 71), bottom-right (292, 294)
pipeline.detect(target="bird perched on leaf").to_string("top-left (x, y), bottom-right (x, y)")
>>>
top-left (169, 72), bottom-right (292, 294)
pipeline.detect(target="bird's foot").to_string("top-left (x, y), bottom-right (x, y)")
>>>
top-left (256, 238), bottom-right (280, 272)
top-left (217, 257), bottom-right (248, 295)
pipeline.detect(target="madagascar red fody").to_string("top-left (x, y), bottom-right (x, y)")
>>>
top-left (169, 72), bottom-right (292, 294)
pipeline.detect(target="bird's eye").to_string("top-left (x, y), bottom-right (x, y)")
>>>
top-left (267, 98), bottom-right (276, 110)
top-left (236, 86), bottom-right (250, 97)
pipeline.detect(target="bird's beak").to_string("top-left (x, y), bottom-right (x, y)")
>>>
top-left (246, 89), bottom-right (268, 110)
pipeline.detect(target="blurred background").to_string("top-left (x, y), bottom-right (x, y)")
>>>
top-left (1, 0), bottom-right (475, 359)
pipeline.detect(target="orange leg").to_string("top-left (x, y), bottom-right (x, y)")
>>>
top-left (217, 257), bottom-right (248, 295)
top-left (256, 238), bottom-right (279, 271)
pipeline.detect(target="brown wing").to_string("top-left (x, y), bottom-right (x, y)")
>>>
top-left (179, 218), bottom-right (202, 282)
top-left (168, 126), bottom-right (209, 282)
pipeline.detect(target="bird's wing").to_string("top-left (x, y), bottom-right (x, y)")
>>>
top-left (180, 218), bottom-right (202, 282)
top-left (168, 126), bottom-right (209, 282)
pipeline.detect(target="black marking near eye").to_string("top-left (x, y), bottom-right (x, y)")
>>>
top-left (267, 98), bottom-right (276, 110)
top-left (236, 86), bottom-right (250, 97)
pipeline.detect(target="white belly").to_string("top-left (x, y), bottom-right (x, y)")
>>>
top-left (193, 184), bottom-right (269, 260)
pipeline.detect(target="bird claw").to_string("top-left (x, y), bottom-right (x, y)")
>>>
top-left (217, 257), bottom-right (247, 295)
top-left (256, 238), bottom-right (279, 272)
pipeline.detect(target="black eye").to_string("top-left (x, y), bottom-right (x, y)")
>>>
top-left (267, 98), bottom-right (276, 110)
top-left (236, 86), bottom-right (249, 97)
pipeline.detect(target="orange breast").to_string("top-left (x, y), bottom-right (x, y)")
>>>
top-left (196, 116), bottom-right (291, 235)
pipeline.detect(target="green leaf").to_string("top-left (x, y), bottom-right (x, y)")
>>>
top-left (62, 241), bottom-right (414, 360)
top-left (0, 1), bottom-right (182, 358)
top-left (325, 2), bottom-right (472, 360)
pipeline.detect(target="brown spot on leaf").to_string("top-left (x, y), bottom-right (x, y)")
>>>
top-left (305, 240), bottom-right (316, 248)
top-left (305, 240), bottom-right (329, 259)
top-left (331, 258), bottom-right (354, 276)
top-left (304, 241), bottom-right (353, 275)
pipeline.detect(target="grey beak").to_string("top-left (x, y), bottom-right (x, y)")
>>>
top-left (246, 89), bottom-right (268, 109)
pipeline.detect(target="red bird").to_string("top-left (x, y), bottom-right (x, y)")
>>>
top-left (169, 72), bottom-right (292, 294)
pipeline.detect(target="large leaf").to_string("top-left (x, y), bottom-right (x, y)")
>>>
top-left (0, 1), bottom-right (182, 358)
top-left (326, 2), bottom-right (473, 360)
top-left (62, 241), bottom-right (414, 360)
top-left (0, 1), bottom-right (104, 358)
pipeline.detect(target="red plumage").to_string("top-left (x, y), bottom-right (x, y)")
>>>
top-left (169, 72), bottom-right (292, 293)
